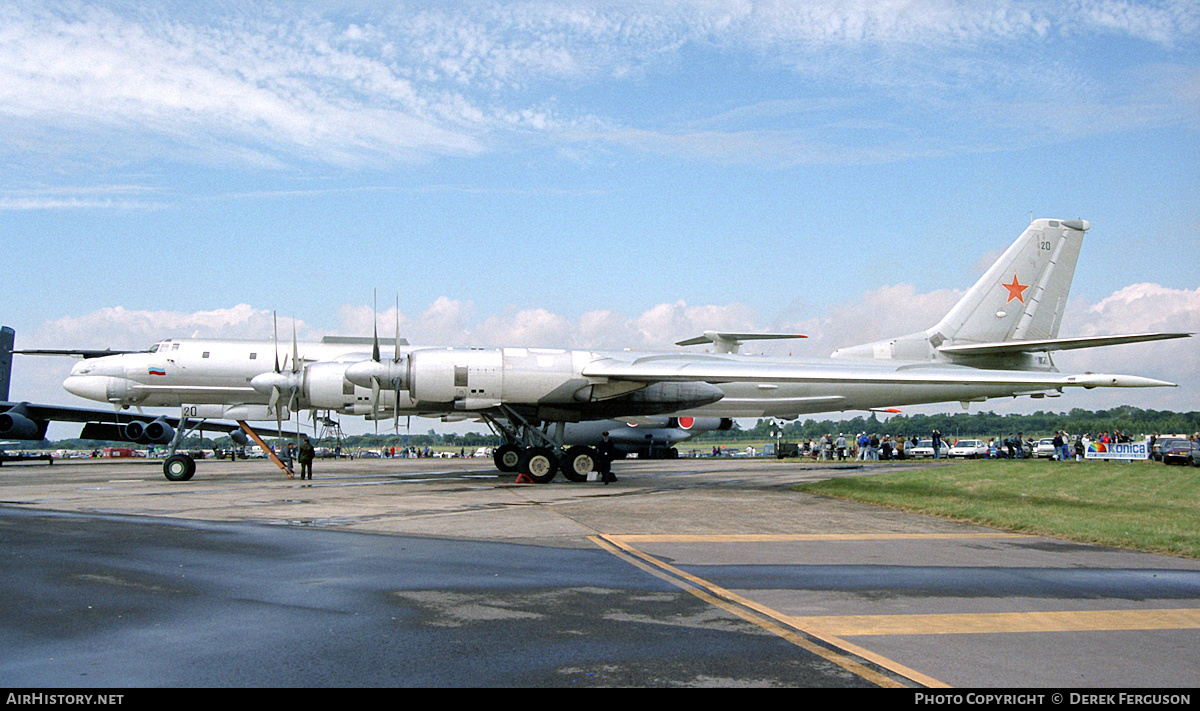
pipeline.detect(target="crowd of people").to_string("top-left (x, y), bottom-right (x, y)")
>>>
top-left (800, 432), bottom-right (919, 461)
top-left (792, 429), bottom-right (1190, 462)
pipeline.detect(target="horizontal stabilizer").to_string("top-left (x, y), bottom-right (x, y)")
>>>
top-left (939, 332), bottom-right (1191, 357)
top-left (676, 331), bottom-right (806, 354)
top-left (321, 335), bottom-right (409, 347)
top-left (14, 348), bottom-right (145, 359)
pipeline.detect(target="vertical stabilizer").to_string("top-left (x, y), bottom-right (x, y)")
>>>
top-left (833, 219), bottom-right (1088, 363)
top-left (0, 327), bottom-right (13, 401)
top-left (930, 219), bottom-right (1087, 346)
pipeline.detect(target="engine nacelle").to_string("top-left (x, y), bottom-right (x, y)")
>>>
top-left (297, 357), bottom-right (376, 413)
top-left (408, 348), bottom-right (506, 404)
top-left (399, 347), bottom-right (725, 417)
top-left (405, 347), bottom-right (603, 411)
top-left (123, 419), bottom-right (145, 440)
top-left (344, 358), bottom-right (408, 393)
top-left (302, 361), bottom-right (381, 415)
top-left (0, 404), bottom-right (46, 440)
top-left (123, 417), bottom-right (175, 444)
top-left (302, 361), bottom-right (355, 412)
top-left (604, 381), bottom-right (725, 417)
top-left (143, 417), bottom-right (174, 444)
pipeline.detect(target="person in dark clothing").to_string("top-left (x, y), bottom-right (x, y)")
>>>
top-left (597, 431), bottom-right (616, 484)
top-left (298, 435), bottom-right (315, 480)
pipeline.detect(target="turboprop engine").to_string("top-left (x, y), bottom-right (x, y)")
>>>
top-left (303, 361), bottom-right (381, 414)
top-left (344, 347), bottom-right (726, 419)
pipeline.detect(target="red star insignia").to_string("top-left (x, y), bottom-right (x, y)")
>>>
top-left (1001, 274), bottom-right (1029, 304)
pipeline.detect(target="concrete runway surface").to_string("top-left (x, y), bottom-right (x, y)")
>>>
top-left (0, 455), bottom-right (1197, 688)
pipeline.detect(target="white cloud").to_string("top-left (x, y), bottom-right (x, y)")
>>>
top-left (1, 1), bottom-right (1195, 175)
top-left (1054, 283), bottom-right (1200, 411)
top-left (0, 3), bottom-right (486, 169)
top-left (763, 284), bottom-right (962, 355)
top-left (24, 305), bottom-right (318, 355)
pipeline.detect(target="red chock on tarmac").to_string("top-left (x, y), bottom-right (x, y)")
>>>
top-left (514, 473), bottom-right (533, 484)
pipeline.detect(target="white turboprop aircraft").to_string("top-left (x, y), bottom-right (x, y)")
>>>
top-left (60, 218), bottom-right (1187, 482)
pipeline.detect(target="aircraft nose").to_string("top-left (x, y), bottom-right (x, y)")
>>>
top-left (63, 375), bottom-right (117, 403)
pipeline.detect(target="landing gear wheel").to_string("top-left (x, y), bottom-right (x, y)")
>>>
top-left (561, 446), bottom-right (595, 482)
top-left (519, 446), bottom-right (558, 484)
top-left (494, 444), bottom-right (522, 473)
top-left (163, 454), bottom-right (196, 482)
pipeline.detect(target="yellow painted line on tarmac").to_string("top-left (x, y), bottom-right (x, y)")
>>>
top-left (789, 608), bottom-right (1200, 637)
top-left (591, 534), bottom-right (946, 689)
top-left (610, 532), bottom-right (1031, 543)
top-left (593, 532), bottom-right (1200, 688)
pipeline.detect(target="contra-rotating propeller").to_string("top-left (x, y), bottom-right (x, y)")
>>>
top-left (344, 293), bottom-right (407, 429)
top-left (250, 312), bottom-right (304, 435)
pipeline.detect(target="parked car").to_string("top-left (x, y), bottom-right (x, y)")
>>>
top-left (1161, 440), bottom-right (1200, 466)
top-left (908, 439), bottom-right (950, 458)
top-left (948, 439), bottom-right (988, 459)
top-left (1034, 438), bottom-right (1058, 458)
top-left (1152, 438), bottom-right (1188, 462)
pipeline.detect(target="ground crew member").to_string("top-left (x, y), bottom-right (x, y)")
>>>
top-left (298, 435), bottom-right (315, 480)
top-left (597, 431), bottom-right (616, 484)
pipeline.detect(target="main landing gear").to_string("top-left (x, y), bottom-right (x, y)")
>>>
top-left (484, 409), bottom-right (596, 484)
top-left (491, 442), bottom-right (597, 483)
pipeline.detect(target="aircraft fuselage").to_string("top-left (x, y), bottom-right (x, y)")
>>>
top-left (63, 336), bottom-right (1080, 423)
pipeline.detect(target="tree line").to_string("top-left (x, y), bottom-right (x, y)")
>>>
top-left (690, 406), bottom-right (1200, 443)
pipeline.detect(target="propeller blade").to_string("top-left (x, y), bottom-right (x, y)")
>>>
top-left (394, 293), bottom-right (401, 362)
top-left (372, 289), bottom-right (381, 364)
top-left (371, 376), bottom-right (381, 434)
top-left (394, 293), bottom-right (402, 430)
top-left (291, 320), bottom-right (300, 374)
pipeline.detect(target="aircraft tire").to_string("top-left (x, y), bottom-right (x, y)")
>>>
top-left (494, 444), bottom-right (522, 473)
top-left (561, 446), bottom-right (595, 482)
top-left (163, 454), bottom-right (196, 482)
top-left (520, 446), bottom-right (558, 484)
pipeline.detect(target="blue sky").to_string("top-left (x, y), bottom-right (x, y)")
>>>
top-left (1, 1), bottom-right (1197, 435)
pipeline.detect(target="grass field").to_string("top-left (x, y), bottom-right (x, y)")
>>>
top-left (795, 458), bottom-right (1200, 558)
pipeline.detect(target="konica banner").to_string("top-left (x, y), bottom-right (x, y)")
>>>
top-left (1085, 440), bottom-right (1150, 460)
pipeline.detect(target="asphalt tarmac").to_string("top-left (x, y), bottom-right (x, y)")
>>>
top-left (1, 454), bottom-right (1198, 688)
